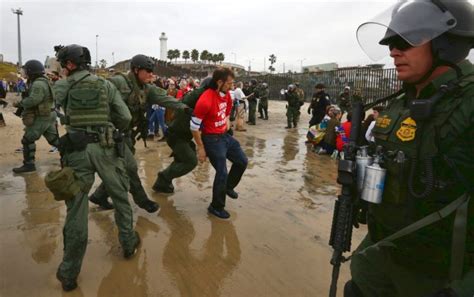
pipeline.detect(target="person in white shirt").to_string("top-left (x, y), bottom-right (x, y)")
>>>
top-left (233, 82), bottom-right (254, 131)
top-left (365, 106), bottom-right (384, 142)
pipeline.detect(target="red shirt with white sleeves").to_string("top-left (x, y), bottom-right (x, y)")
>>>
top-left (190, 89), bottom-right (232, 134)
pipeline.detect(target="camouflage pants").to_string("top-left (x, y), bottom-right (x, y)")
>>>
top-left (91, 135), bottom-right (149, 206)
top-left (57, 143), bottom-right (138, 280)
top-left (286, 106), bottom-right (300, 127)
top-left (248, 100), bottom-right (257, 124)
top-left (22, 115), bottom-right (59, 165)
top-left (160, 136), bottom-right (197, 182)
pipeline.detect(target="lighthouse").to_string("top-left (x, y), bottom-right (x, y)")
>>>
top-left (159, 32), bottom-right (168, 61)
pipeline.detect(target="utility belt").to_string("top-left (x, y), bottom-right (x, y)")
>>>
top-left (59, 126), bottom-right (125, 158)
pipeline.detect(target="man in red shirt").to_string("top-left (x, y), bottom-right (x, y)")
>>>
top-left (191, 68), bottom-right (248, 219)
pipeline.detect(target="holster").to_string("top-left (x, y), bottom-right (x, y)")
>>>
top-left (113, 130), bottom-right (125, 158)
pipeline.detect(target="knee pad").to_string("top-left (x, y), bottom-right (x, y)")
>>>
top-left (344, 280), bottom-right (364, 297)
top-left (21, 136), bottom-right (35, 146)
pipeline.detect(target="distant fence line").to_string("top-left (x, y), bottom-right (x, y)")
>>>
top-left (240, 67), bottom-right (401, 105)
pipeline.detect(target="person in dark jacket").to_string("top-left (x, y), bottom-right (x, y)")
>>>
top-left (308, 83), bottom-right (331, 127)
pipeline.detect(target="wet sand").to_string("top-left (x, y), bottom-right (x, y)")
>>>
top-left (0, 94), bottom-right (365, 297)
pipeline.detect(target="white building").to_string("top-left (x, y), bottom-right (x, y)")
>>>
top-left (302, 62), bottom-right (338, 73)
top-left (159, 32), bottom-right (168, 61)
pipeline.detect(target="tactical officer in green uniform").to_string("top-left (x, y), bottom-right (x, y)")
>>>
top-left (338, 86), bottom-right (351, 115)
top-left (52, 44), bottom-right (139, 291)
top-left (345, 1), bottom-right (474, 296)
top-left (247, 79), bottom-right (258, 125)
top-left (285, 84), bottom-right (300, 129)
top-left (152, 77), bottom-right (212, 193)
top-left (12, 60), bottom-right (59, 173)
top-left (88, 54), bottom-right (188, 212)
top-left (258, 82), bottom-right (270, 120)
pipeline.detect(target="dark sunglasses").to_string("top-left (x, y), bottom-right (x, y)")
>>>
top-left (387, 36), bottom-right (413, 51)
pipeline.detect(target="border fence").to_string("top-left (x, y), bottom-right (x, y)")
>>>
top-left (241, 67), bottom-right (401, 106)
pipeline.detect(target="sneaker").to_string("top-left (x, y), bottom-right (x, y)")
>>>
top-left (14, 147), bottom-right (23, 153)
top-left (136, 199), bottom-right (160, 213)
top-left (317, 148), bottom-right (327, 155)
top-left (89, 194), bottom-right (114, 210)
top-left (285, 126), bottom-right (292, 129)
top-left (226, 189), bottom-right (238, 199)
top-left (147, 134), bottom-right (154, 140)
top-left (49, 146), bottom-right (59, 153)
top-left (12, 164), bottom-right (36, 174)
top-left (207, 205), bottom-right (230, 219)
top-left (124, 232), bottom-right (141, 259)
top-left (56, 270), bottom-right (78, 292)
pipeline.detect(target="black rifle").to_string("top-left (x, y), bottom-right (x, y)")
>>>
top-left (14, 91), bottom-right (29, 117)
top-left (133, 110), bottom-right (148, 148)
top-left (328, 90), bottom-right (404, 297)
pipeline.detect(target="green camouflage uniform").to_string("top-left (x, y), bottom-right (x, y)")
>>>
top-left (285, 90), bottom-right (300, 128)
top-left (153, 87), bottom-right (206, 190)
top-left (90, 72), bottom-right (187, 206)
top-left (247, 84), bottom-right (259, 124)
top-left (258, 87), bottom-right (270, 120)
top-left (18, 77), bottom-right (59, 167)
top-left (351, 60), bottom-right (474, 297)
top-left (337, 91), bottom-right (351, 114)
top-left (53, 69), bottom-right (137, 281)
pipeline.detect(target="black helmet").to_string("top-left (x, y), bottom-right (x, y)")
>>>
top-left (22, 60), bottom-right (45, 77)
top-left (357, 0), bottom-right (474, 63)
top-left (130, 54), bottom-right (154, 71)
top-left (55, 44), bottom-right (91, 68)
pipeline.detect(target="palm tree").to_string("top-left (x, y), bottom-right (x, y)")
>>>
top-left (167, 50), bottom-right (174, 62)
top-left (173, 49), bottom-right (180, 63)
top-left (99, 59), bottom-right (107, 69)
top-left (200, 50), bottom-right (209, 64)
top-left (191, 49), bottom-right (199, 63)
top-left (268, 54), bottom-right (277, 74)
top-left (182, 50), bottom-right (190, 64)
top-left (217, 53), bottom-right (225, 64)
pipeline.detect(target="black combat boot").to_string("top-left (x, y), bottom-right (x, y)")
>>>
top-left (226, 189), bottom-right (239, 199)
top-left (56, 270), bottom-right (78, 292)
top-left (89, 194), bottom-right (114, 210)
top-left (152, 172), bottom-right (175, 193)
top-left (136, 198), bottom-right (160, 213)
top-left (12, 163), bottom-right (36, 174)
top-left (124, 231), bottom-right (141, 259)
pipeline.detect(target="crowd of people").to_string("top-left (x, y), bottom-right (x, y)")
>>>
top-left (142, 75), bottom-right (271, 141)
top-left (2, 1), bottom-right (473, 295)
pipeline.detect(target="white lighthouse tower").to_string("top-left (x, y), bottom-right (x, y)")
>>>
top-left (159, 32), bottom-right (168, 61)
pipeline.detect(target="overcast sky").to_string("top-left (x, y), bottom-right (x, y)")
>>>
top-left (1, 0), bottom-right (473, 72)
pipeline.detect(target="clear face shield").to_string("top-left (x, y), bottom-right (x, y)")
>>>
top-left (356, 0), bottom-right (458, 61)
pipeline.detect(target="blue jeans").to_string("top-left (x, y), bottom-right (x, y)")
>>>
top-left (202, 133), bottom-right (248, 210)
top-left (148, 108), bottom-right (167, 135)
